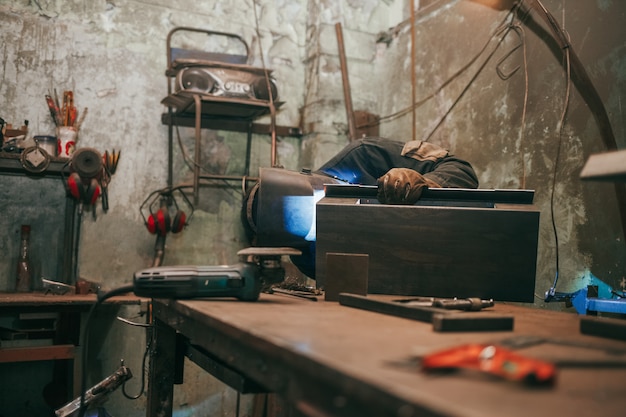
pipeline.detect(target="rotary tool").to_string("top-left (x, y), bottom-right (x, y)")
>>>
top-left (133, 247), bottom-right (301, 301)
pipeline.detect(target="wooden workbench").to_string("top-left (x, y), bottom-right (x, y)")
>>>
top-left (148, 294), bottom-right (626, 417)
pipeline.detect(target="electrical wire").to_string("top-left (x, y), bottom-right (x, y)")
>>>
top-left (77, 284), bottom-right (135, 417)
top-left (422, 21), bottom-right (521, 142)
top-left (360, 6), bottom-right (519, 130)
top-left (518, 24), bottom-right (530, 189)
top-left (121, 329), bottom-right (151, 400)
top-left (546, 44), bottom-right (572, 299)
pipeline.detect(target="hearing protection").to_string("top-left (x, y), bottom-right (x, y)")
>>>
top-left (67, 172), bottom-right (101, 205)
top-left (63, 147), bottom-right (104, 207)
top-left (141, 186), bottom-right (193, 236)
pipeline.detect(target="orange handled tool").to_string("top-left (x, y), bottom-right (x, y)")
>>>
top-left (421, 343), bottom-right (556, 386)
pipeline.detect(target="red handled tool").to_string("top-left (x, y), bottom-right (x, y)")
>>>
top-left (421, 343), bottom-right (556, 386)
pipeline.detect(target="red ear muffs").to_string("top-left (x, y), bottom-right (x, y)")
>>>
top-left (84, 178), bottom-right (101, 206)
top-left (157, 208), bottom-right (171, 236)
top-left (68, 172), bottom-right (83, 200)
top-left (146, 213), bottom-right (158, 235)
top-left (171, 211), bottom-right (187, 234)
top-left (67, 173), bottom-right (101, 205)
top-left (147, 209), bottom-right (170, 236)
top-left (147, 208), bottom-right (170, 236)
top-left (146, 209), bottom-right (187, 235)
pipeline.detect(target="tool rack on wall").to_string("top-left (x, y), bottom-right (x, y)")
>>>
top-left (160, 27), bottom-right (301, 204)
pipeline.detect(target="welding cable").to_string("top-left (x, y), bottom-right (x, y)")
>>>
top-left (361, 4), bottom-right (520, 130)
top-left (77, 284), bottom-right (135, 417)
top-left (422, 18), bottom-right (521, 143)
top-left (516, 23), bottom-right (530, 189)
top-left (545, 44), bottom-right (571, 300)
top-left (115, 315), bottom-right (151, 400)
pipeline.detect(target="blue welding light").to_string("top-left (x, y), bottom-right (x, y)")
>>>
top-left (282, 189), bottom-right (325, 242)
top-left (318, 167), bottom-right (361, 184)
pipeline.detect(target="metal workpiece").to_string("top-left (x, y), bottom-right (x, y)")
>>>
top-left (338, 293), bottom-right (513, 332)
top-left (433, 297), bottom-right (495, 311)
top-left (55, 363), bottom-right (132, 417)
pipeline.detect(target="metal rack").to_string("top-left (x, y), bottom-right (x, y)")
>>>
top-left (161, 27), bottom-right (301, 203)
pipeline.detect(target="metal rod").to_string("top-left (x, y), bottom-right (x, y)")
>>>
top-left (335, 23), bottom-right (357, 141)
top-left (245, 121), bottom-right (252, 177)
top-left (193, 94), bottom-right (202, 205)
top-left (410, 2), bottom-right (417, 142)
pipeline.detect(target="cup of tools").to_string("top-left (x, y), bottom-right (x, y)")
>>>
top-left (57, 126), bottom-right (77, 158)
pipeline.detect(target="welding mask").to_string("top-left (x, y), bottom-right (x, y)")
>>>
top-left (242, 167), bottom-right (340, 277)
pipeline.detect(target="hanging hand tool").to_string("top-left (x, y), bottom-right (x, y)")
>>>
top-left (42, 278), bottom-right (76, 295)
top-left (421, 343), bottom-right (556, 386)
top-left (45, 94), bottom-right (61, 126)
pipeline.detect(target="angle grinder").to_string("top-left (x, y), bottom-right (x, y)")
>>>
top-left (132, 247), bottom-right (301, 301)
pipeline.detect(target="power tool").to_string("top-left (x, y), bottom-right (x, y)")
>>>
top-left (133, 247), bottom-right (301, 301)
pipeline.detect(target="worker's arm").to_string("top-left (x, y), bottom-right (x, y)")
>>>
top-left (377, 141), bottom-right (479, 204)
top-left (423, 156), bottom-right (479, 189)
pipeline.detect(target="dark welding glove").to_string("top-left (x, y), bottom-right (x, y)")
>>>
top-left (377, 168), bottom-right (441, 204)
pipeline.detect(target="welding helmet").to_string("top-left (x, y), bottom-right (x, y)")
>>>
top-left (242, 167), bottom-right (340, 277)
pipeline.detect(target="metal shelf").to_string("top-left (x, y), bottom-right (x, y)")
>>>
top-left (0, 152), bottom-right (70, 177)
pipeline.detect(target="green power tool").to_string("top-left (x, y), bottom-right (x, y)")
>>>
top-left (133, 247), bottom-right (301, 301)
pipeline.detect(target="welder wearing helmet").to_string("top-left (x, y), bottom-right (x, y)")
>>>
top-left (315, 136), bottom-right (479, 204)
top-left (242, 136), bottom-right (479, 278)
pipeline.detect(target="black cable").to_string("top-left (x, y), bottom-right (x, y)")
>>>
top-left (78, 284), bottom-right (135, 417)
top-left (546, 45), bottom-right (571, 300)
top-left (360, 5), bottom-right (519, 129)
top-left (422, 20), bottom-right (518, 142)
top-left (122, 335), bottom-right (150, 400)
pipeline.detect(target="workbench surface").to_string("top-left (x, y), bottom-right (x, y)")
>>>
top-left (150, 294), bottom-right (626, 417)
top-left (0, 292), bottom-right (143, 307)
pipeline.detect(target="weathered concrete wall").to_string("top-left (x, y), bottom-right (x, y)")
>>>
top-left (2, 0), bottom-right (625, 415)
top-left (0, 0), bottom-right (310, 415)
top-left (372, 0), bottom-right (626, 307)
top-left (0, 0), bottom-right (401, 415)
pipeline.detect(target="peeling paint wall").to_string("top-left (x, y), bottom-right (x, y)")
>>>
top-left (0, 0), bottom-right (401, 415)
top-left (372, 0), bottom-right (626, 306)
top-left (1, 0), bottom-right (626, 415)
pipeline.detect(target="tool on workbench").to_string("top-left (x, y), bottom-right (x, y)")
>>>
top-left (133, 247), bottom-right (301, 301)
top-left (42, 278), bottom-right (76, 295)
top-left (545, 271), bottom-right (626, 315)
top-left (339, 293), bottom-right (513, 332)
top-left (396, 297), bottom-right (495, 311)
top-left (267, 287), bottom-right (320, 301)
top-left (421, 343), bottom-right (556, 386)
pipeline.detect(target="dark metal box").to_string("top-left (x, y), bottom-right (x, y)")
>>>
top-left (315, 189), bottom-right (540, 302)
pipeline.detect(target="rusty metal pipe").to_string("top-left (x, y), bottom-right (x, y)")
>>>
top-left (335, 23), bottom-right (357, 141)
